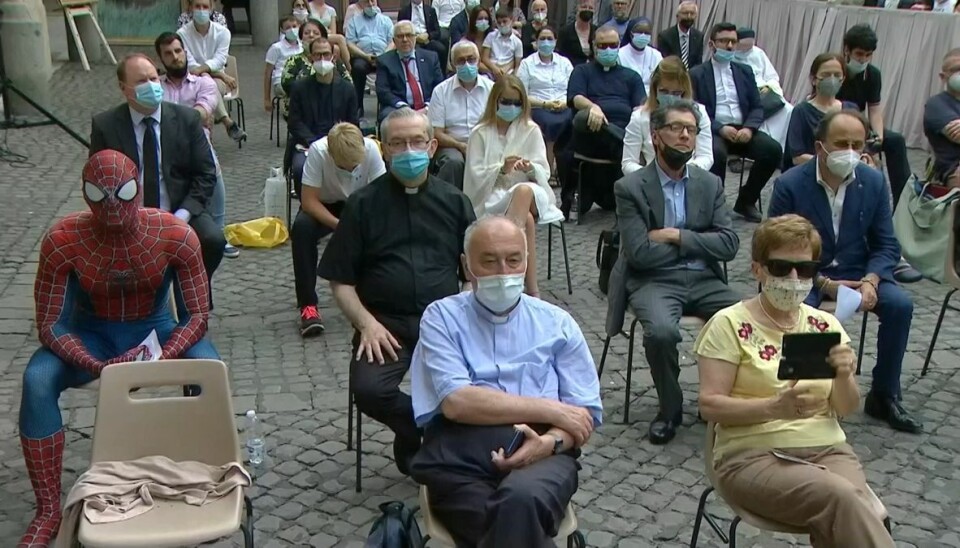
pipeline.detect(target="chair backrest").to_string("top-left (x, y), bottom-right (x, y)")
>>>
top-left (223, 55), bottom-right (240, 100)
top-left (943, 201), bottom-right (960, 289)
top-left (91, 359), bottom-right (240, 465)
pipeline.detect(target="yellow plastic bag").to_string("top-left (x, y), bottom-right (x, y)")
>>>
top-left (224, 217), bottom-right (289, 248)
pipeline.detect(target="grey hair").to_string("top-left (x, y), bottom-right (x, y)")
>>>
top-left (379, 107), bottom-right (434, 143)
top-left (394, 20), bottom-right (414, 36)
top-left (527, 0), bottom-right (546, 19)
top-left (650, 99), bottom-right (701, 130)
top-left (451, 40), bottom-right (479, 61)
top-left (463, 215), bottom-right (528, 261)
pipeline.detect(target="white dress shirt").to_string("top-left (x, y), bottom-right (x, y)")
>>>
top-left (302, 137), bottom-right (387, 203)
top-left (410, 1), bottom-right (428, 34)
top-left (177, 21), bottom-right (231, 72)
top-left (433, 0), bottom-right (464, 27)
top-left (129, 105), bottom-right (175, 214)
top-left (483, 31), bottom-right (523, 66)
top-left (516, 52), bottom-right (574, 103)
top-left (712, 59), bottom-right (743, 126)
top-left (621, 102), bottom-right (714, 175)
top-left (618, 44), bottom-right (663, 94)
top-left (428, 74), bottom-right (494, 142)
top-left (816, 161), bottom-right (855, 242)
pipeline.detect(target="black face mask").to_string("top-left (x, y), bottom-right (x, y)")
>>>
top-left (659, 142), bottom-right (694, 170)
top-left (165, 63), bottom-right (188, 79)
top-left (578, 9), bottom-right (594, 22)
top-left (679, 18), bottom-right (695, 30)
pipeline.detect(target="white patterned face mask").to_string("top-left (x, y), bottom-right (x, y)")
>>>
top-left (762, 276), bottom-right (812, 311)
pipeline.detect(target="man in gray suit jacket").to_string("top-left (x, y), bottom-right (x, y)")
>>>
top-left (609, 101), bottom-right (740, 444)
top-left (90, 53), bottom-right (224, 280)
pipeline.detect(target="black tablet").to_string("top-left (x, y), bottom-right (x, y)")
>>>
top-left (777, 332), bottom-right (842, 380)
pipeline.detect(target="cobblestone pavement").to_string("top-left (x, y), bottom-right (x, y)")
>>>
top-left (0, 46), bottom-right (958, 548)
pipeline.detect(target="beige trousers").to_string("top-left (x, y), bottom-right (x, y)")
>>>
top-left (213, 78), bottom-right (230, 122)
top-left (714, 444), bottom-right (894, 548)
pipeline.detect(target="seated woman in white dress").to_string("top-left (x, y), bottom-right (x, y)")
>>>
top-left (621, 56), bottom-right (713, 174)
top-left (734, 28), bottom-right (792, 152)
top-left (617, 17), bottom-right (662, 95)
top-left (463, 74), bottom-right (564, 297)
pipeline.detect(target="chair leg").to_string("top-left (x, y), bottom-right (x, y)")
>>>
top-left (347, 388), bottom-right (354, 451)
top-left (884, 516), bottom-right (892, 533)
top-left (856, 312), bottom-right (868, 375)
top-left (576, 162), bottom-right (583, 226)
top-left (355, 402), bottom-right (362, 493)
top-left (728, 516), bottom-right (741, 548)
top-left (270, 108), bottom-right (275, 141)
top-left (547, 223), bottom-right (553, 281)
top-left (622, 318), bottom-right (639, 424)
top-left (922, 288), bottom-right (957, 376)
top-left (690, 486), bottom-right (711, 548)
top-left (598, 336), bottom-right (612, 377)
top-left (242, 495), bottom-right (254, 548)
top-left (568, 530), bottom-right (585, 548)
top-left (560, 223), bottom-right (572, 294)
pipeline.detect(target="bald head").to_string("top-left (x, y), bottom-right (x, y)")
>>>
top-left (463, 216), bottom-right (527, 280)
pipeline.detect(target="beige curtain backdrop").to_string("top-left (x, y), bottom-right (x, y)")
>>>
top-left (627, 0), bottom-right (960, 148)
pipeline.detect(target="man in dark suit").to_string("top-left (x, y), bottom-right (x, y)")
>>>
top-left (376, 21), bottom-right (444, 123)
top-left (608, 101), bottom-right (740, 444)
top-left (657, 1), bottom-right (703, 69)
top-left (288, 37), bottom-right (359, 190)
top-left (768, 109), bottom-right (922, 435)
top-left (690, 22), bottom-right (782, 222)
top-left (90, 53), bottom-right (224, 279)
top-left (398, 0), bottom-right (448, 70)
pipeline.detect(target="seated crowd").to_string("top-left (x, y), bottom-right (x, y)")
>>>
top-left (18, 0), bottom-right (960, 545)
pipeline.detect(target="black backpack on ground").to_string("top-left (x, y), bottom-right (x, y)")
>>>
top-left (364, 501), bottom-right (424, 548)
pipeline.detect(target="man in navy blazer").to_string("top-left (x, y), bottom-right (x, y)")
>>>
top-left (376, 21), bottom-right (444, 123)
top-left (768, 109), bottom-right (922, 435)
top-left (689, 22), bottom-right (782, 223)
top-left (398, 0), bottom-right (448, 70)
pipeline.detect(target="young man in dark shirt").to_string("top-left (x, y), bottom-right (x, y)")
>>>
top-left (837, 24), bottom-right (922, 283)
top-left (924, 47), bottom-right (960, 187)
top-left (318, 107), bottom-right (475, 475)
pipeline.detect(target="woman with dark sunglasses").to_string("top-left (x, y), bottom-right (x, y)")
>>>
top-left (462, 75), bottom-right (563, 298)
top-left (691, 214), bottom-right (893, 547)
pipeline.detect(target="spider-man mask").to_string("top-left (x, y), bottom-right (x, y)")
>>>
top-left (82, 150), bottom-right (142, 230)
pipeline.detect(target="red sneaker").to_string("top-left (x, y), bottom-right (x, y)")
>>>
top-left (299, 305), bottom-right (325, 336)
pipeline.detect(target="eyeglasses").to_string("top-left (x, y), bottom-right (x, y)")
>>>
top-left (595, 43), bottom-right (620, 50)
top-left (764, 259), bottom-right (819, 279)
top-left (385, 137), bottom-right (430, 152)
top-left (395, 32), bottom-right (415, 40)
top-left (713, 38), bottom-right (738, 47)
top-left (453, 57), bottom-right (479, 66)
top-left (498, 98), bottom-right (522, 107)
top-left (659, 122), bottom-right (699, 135)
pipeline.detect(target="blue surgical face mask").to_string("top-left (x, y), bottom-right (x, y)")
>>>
top-left (476, 19), bottom-right (490, 32)
top-left (847, 58), bottom-right (868, 76)
top-left (391, 150), bottom-right (431, 181)
top-left (713, 48), bottom-right (735, 63)
top-left (134, 81), bottom-right (164, 110)
top-left (596, 47), bottom-right (619, 67)
top-left (631, 33), bottom-right (651, 49)
top-left (497, 103), bottom-right (522, 122)
top-left (193, 9), bottom-right (211, 25)
top-left (538, 39), bottom-right (556, 56)
top-left (472, 272), bottom-right (525, 314)
top-left (363, 6), bottom-right (380, 17)
top-left (949, 73), bottom-right (960, 94)
top-left (457, 62), bottom-right (479, 82)
top-left (284, 28), bottom-right (299, 42)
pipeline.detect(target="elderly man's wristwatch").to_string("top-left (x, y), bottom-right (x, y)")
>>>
top-left (550, 434), bottom-right (564, 455)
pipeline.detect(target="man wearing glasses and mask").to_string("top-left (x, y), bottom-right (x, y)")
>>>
top-left (319, 108), bottom-right (476, 475)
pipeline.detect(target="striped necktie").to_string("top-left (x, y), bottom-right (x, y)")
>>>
top-left (680, 32), bottom-right (689, 68)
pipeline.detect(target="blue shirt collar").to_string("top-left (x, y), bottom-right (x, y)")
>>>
top-left (654, 159), bottom-right (689, 188)
top-left (469, 291), bottom-right (522, 324)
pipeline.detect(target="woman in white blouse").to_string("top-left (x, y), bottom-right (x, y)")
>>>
top-left (516, 25), bottom-right (573, 180)
top-left (463, 75), bottom-right (564, 297)
top-left (622, 56), bottom-right (713, 175)
top-left (617, 17), bottom-right (662, 95)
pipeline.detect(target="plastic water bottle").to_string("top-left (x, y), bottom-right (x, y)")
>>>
top-left (263, 168), bottom-right (287, 220)
top-left (245, 410), bottom-right (265, 467)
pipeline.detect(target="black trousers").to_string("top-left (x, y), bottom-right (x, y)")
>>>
top-left (189, 211), bottom-right (226, 280)
top-left (291, 203), bottom-right (343, 309)
top-left (410, 419), bottom-right (579, 548)
top-left (350, 314), bottom-right (422, 454)
top-left (881, 129), bottom-right (911, 209)
top-left (557, 109), bottom-right (623, 211)
top-left (421, 39), bottom-right (449, 74)
top-left (710, 126), bottom-right (782, 206)
top-left (351, 57), bottom-right (377, 115)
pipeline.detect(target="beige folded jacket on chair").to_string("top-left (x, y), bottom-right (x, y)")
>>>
top-left (56, 456), bottom-right (251, 548)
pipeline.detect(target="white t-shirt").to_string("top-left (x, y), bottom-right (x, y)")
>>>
top-left (482, 31), bottom-right (523, 66)
top-left (302, 137), bottom-right (387, 203)
top-left (265, 39), bottom-right (303, 86)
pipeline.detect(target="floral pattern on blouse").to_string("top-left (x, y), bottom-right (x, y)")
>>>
top-left (736, 315), bottom-right (833, 361)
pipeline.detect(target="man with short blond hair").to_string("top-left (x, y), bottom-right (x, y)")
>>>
top-left (292, 122), bottom-right (386, 336)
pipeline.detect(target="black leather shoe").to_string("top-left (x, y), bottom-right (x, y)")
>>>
top-left (864, 392), bottom-right (923, 434)
top-left (893, 259), bottom-right (923, 284)
top-left (648, 411), bottom-right (682, 445)
top-left (733, 202), bottom-right (762, 223)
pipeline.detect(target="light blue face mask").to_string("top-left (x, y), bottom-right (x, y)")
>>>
top-left (134, 81), bottom-right (164, 110)
top-left (631, 33), bottom-right (651, 50)
top-left (476, 20), bottom-right (490, 32)
top-left (538, 39), bottom-right (556, 56)
top-left (949, 73), bottom-right (960, 94)
top-left (457, 62), bottom-right (479, 82)
top-left (363, 6), bottom-right (380, 17)
top-left (713, 48), bottom-right (736, 63)
top-left (193, 9), bottom-right (211, 25)
top-left (596, 48), bottom-right (619, 67)
top-left (391, 150), bottom-right (431, 180)
top-left (497, 103), bottom-right (522, 122)
top-left (847, 59), bottom-right (868, 76)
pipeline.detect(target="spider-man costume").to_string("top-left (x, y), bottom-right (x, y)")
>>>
top-left (18, 150), bottom-right (220, 547)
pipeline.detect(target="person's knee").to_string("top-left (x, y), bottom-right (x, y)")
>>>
top-left (181, 339), bottom-right (221, 360)
top-left (883, 130), bottom-right (905, 148)
top-left (196, 222), bottom-right (227, 251)
top-left (351, 365), bottom-right (396, 408)
top-left (22, 351), bottom-right (62, 402)
top-left (513, 183), bottom-right (535, 202)
top-left (643, 321), bottom-right (682, 348)
top-left (879, 287), bottom-right (913, 319)
top-left (572, 109), bottom-right (590, 132)
top-left (291, 212), bottom-right (320, 246)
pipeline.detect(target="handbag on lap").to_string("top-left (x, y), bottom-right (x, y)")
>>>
top-left (892, 176), bottom-right (960, 283)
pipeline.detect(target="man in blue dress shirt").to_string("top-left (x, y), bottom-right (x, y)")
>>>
top-left (409, 216), bottom-right (603, 548)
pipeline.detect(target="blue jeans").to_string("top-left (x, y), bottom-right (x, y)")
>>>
top-left (19, 290), bottom-right (220, 439)
top-left (211, 149), bottom-right (226, 230)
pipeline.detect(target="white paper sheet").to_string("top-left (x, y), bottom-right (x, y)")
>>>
top-left (138, 330), bottom-right (162, 362)
top-left (834, 285), bottom-right (863, 323)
